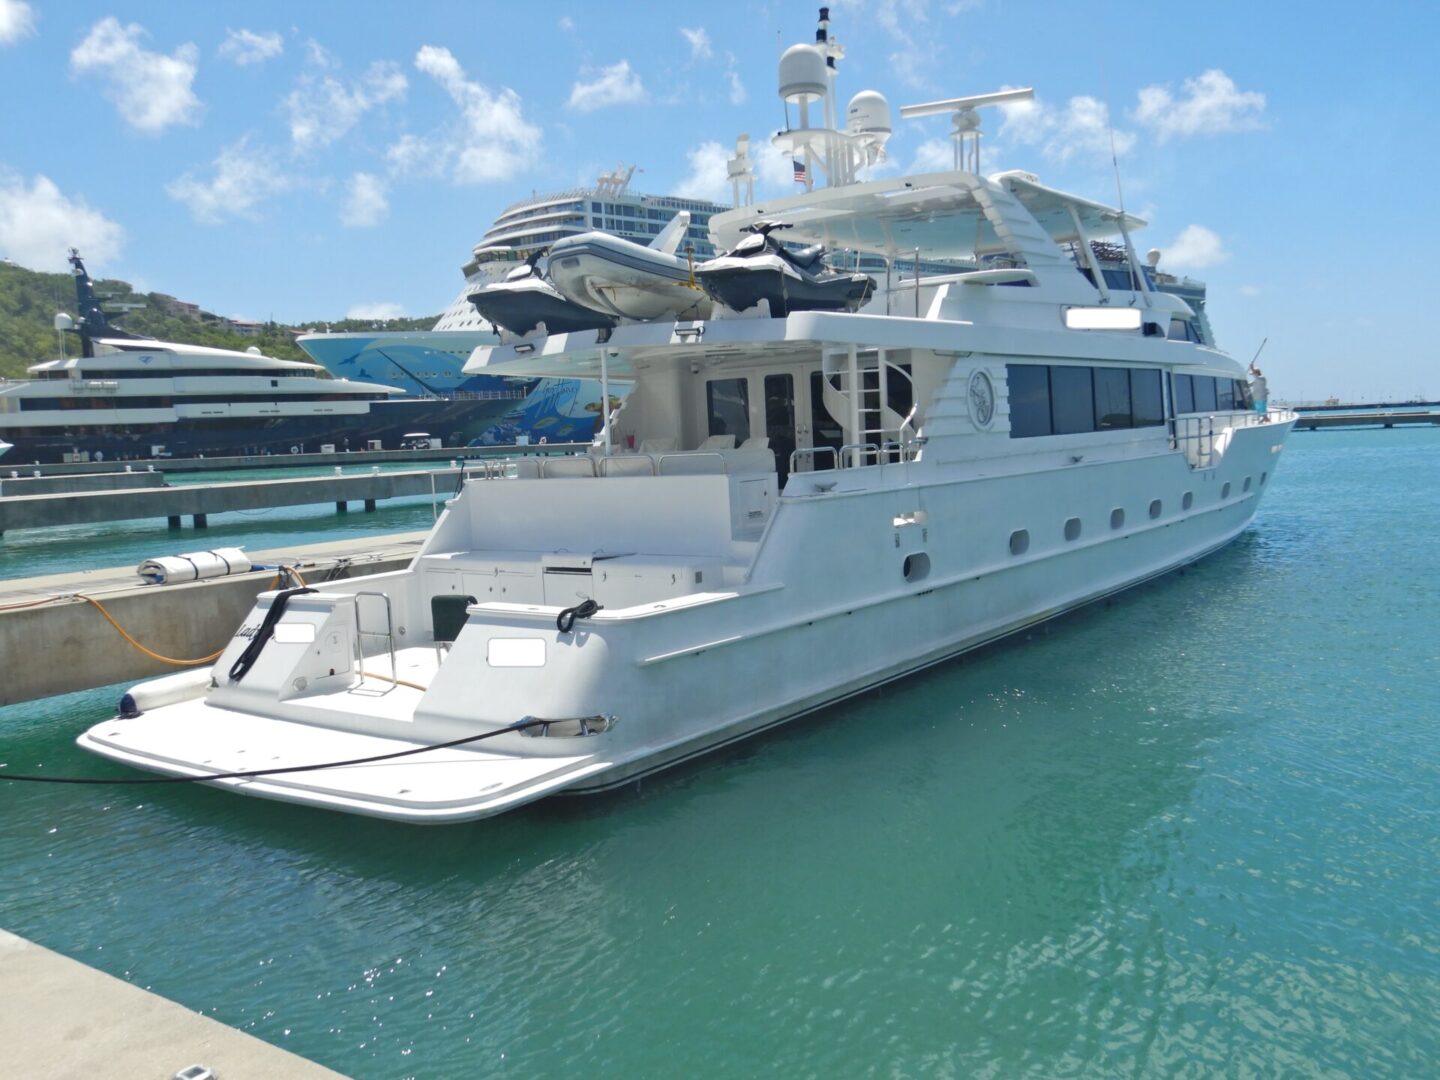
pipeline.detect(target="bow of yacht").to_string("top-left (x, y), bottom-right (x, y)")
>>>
top-left (79, 11), bottom-right (1293, 822)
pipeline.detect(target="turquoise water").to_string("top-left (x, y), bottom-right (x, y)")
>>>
top-left (0, 462), bottom-right (447, 579)
top-left (1, 428), bottom-right (1436, 1077)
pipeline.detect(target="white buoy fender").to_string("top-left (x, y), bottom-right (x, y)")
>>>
top-left (136, 547), bottom-right (252, 585)
top-left (117, 667), bottom-right (214, 718)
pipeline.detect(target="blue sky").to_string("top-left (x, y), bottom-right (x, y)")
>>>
top-left (0, 1), bottom-right (1433, 400)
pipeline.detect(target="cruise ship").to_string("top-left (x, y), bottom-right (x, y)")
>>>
top-left (0, 253), bottom-right (522, 464)
top-left (87, 9), bottom-right (1294, 822)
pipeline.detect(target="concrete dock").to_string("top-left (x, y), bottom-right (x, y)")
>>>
top-left (0, 530), bottom-right (425, 706)
top-left (0, 929), bottom-right (346, 1079)
top-left (0, 464), bottom-right (481, 533)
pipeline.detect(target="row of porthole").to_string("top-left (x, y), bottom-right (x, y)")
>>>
top-left (1008, 470), bottom-right (1269, 556)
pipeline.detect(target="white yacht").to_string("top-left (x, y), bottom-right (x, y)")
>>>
top-left (0, 253), bottom-right (521, 463)
top-left (80, 11), bottom-right (1294, 822)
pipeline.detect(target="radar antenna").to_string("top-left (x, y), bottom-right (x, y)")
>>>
top-left (899, 87), bottom-right (1034, 173)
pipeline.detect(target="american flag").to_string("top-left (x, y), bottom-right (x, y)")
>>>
top-left (793, 158), bottom-right (808, 184)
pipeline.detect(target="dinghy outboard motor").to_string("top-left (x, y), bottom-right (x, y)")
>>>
top-left (694, 221), bottom-right (875, 317)
top-left (468, 249), bottom-right (617, 337)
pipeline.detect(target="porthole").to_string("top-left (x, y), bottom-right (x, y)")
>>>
top-left (1009, 529), bottom-right (1030, 556)
top-left (1243, 476), bottom-right (1252, 493)
top-left (1261, 471), bottom-right (1268, 485)
top-left (1182, 491), bottom-right (1194, 511)
top-left (1110, 507), bottom-right (1125, 530)
top-left (1221, 482), bottom-right (1232, 499)
top-left (1149, 499), bottom-right (1163, 519)
top-left (902, 552), bottom-right (931, 583)
top-left (1064, 517), bottom-right (1082, 542)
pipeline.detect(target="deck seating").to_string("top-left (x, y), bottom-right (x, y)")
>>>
top-left (657, 452), bottom-right (728, 476)
top-left (598, 454), bottom-right (656, 477)
top-left (541, 456), bottom-right (597, 479)
top-left (508, 457), bottom-right (542, 479)
top-left (699, 434), bottom-right (736, 451)
top-left (639, 437), bottom-right (677, 453)
top-left (430, 594), bottom-right (476, 655)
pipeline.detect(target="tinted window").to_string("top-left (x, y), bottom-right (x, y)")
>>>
top-left (1234, 379), bottom-right (1252, 408)
top-left (1194, 375), bottom-right (1218, 412)
top-left (706, 378), bottom-right (750, 441)
top-left (1131, 369), bottom-right (1164, 427)
top-left (1174, 374), bottom-right (1195, 414)
top-left (1050, 366), bottom-right (1095, 434)
top-left (1093, 367), bottom-right (1132, 429)
top-left (1216, 379), bottom-right (1235, 411)
top-left (1167, 318), bottom-right (1190, 341)
top-left (1007, 364), bottom-right (1052, 438)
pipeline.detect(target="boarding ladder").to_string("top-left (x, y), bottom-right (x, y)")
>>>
top-left (351, 590), bottom-right (398, 693)
top-left (820, 346), bottom-right (915, 467)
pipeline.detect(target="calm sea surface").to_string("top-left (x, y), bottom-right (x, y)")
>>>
top-left (1, 428), bottom-right (1436, 1078)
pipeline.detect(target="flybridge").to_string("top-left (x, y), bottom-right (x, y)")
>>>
top-left (715, 6), bottom-right (1153, 294)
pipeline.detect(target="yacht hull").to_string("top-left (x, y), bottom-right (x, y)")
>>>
top-left (0, 397), bottom-right (515, 464)
top-left (79, 417), bottom-right (1290, 822)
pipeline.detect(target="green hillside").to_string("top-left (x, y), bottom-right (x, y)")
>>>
top-left (0, 261), bottom-right (437, 379)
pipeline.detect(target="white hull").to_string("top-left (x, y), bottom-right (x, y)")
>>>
top-left (79, 414), bottom-right (1289, 822)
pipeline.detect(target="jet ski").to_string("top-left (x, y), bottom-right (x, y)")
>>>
top-left (547, 211), bottom-right (712, 321)
top-left (694, 221), bottom-right (876, 317)
top-left (468, 250), bottom-right (616, 337)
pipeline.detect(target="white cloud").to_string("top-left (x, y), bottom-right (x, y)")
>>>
top-left (218, 28), bottom-right (283, 66)
top-left (70, 17), bottom-right (201, 134)
top-left (558, 16), bottom-right (575, 31)
top-left (341, 172), bottom-right (388, 227)
top-left (1163, 224), bottom-right (1228, 269)
top-left (285, 59), bottom-right (407, 152)
top-left (725, 65), bottom-right (746, 106)
top-left (0, 170), bottom-right (124, 271)
top-left (393, 45), bottom-right (542, 184)
top-left (347, 302), bottom-right (406, 320)
top-left (1239, 284), bottom-right (1261, 297)
top-left (680, 27), bottom-right (712, 62)
top-left (912, 137), bottom-right (955, 173)
top-left (675, 138), bottom-right (797, 203)
top-left (675, 141), bottom-right (730, 203)
top-left (1134, 70), bottom-right (1265, 141)
top-left (166, 138), bottom-right (294, 224)
top-left (567, 60), bottom-right (645, 113)
top-left (998, 93), bottom-right (1135, 166)
top-left (0, 0), bottom-right (36, 45)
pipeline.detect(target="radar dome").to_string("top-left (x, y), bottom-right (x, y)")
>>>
top-left (246, 346), bottom-right (262, 356)
top-left (1146, 248), bottom-right (1162, 268)
top-left (846, 90), bottom-right (892, 137)
top-left (779, 43), bottom-right (827, 102)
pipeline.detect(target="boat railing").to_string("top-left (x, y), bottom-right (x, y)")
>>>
top-left (1170, 409), bottom-right (1273, 469)
top-left (790, 446), bottom-right (838, 474)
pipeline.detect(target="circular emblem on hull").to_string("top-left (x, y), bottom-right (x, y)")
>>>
top-left (968, 369), bottom-right (995, 428)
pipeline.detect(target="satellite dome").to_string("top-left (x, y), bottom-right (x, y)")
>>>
top-left (846, 90), bottom-right (892, 137)
top-left (1146, 248), bottom-right (1162, 267)
top-left (779, 44), bottom-right (827, 103)
top-left (246, 346), bottom-right (262, 355)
